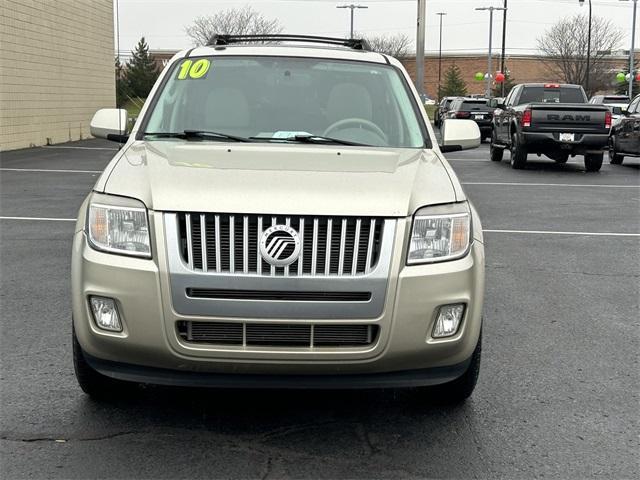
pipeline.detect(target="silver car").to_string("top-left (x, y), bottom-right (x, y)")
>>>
top-left (73, 35), bottom-right (485, 404)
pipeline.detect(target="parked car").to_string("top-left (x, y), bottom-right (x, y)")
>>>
top-left (434, 96), bottom-right (458, 128)
top-left (489, 83), bottom-right (611, 171)
top-left (609, 93), bottom-right (640, 164)
top-left (447, 97), bottom-right (493, 141)
top-left (74, 35), bottom-right (485, 404)
top-left (590, 94), bottom-right (630, 121)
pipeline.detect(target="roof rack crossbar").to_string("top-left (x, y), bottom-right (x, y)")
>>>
top-left (207, 34), bottom-right (370, 51)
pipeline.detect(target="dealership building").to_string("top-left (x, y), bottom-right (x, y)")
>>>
top-left (0, 0), bottom-right (115, 151)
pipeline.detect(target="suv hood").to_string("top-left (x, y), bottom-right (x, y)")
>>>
top-left (98, 141), bottom-right (460, 217)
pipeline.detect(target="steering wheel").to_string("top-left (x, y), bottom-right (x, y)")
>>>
top-left (323, 118), bottom-right (388, 144)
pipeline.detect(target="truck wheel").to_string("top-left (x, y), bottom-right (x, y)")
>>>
top-left (73, 326), bottom-right (130, 399)
top-left (417, 331), bottom-right (482, 405)
top-left (489, 132), bottom-right (504, 162)
top-left (510, 133), bottom-right (527, 169)
top-left (584, 153), bottom-right (603, 172)
top-left (609, 139), bottom-right (624, 165)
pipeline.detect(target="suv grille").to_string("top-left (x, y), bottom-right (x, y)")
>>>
top-left (176, 321), bottom-right (378, 348)
top-left (176, 213), bottom-right (384, 276)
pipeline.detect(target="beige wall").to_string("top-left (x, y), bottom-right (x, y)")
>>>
top-left (0, 0), bottom-right (115, 151)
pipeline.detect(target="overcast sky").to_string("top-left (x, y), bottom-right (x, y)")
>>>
top-left (115, 0), bottom-right (636, 57)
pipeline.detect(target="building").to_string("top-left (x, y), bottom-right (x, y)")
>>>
top-left (0, 0), bottom-right (115, 151)
top-left (402, 52), bottom-right (635, 98)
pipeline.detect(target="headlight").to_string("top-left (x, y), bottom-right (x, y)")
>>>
top-left (407, 203), bottom-right (471, 264)
top-left (87, 193), bottom-right (151, 258)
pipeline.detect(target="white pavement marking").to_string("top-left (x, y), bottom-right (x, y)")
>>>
top-left (0, 168), bottom-right (101, 174)
top-left (462, 182), bottom-right (640, 188)
top-left (485, 229), bottom-right (640, 237)
top-left (43, 145), bottom-right (117, 151)
top-left (0, 216), bottom-right (76, 222)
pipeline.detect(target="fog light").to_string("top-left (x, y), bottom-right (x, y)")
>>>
top-left (89, 296), bottom-right (122, 332)
top-left (432, 303), bottom-right (465, 338)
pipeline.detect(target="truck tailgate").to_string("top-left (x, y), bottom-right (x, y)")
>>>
top-left (529, 103), bottom-right (608, 133)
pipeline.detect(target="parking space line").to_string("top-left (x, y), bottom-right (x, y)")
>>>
top-left (485, 229), bottom-right (640, 237)
top-left (0, 216), bottom-right (76, 222)
top-left (43, 146), bottom-right (117, 151)
top-left (0, 168), bottom-right (101, 174)
top-left (462, 182), bottom-right (639, 188)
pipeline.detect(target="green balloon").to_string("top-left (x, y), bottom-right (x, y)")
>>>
top-left (474, 72), bottom-right (485, 81)
top-left (616, 72), bottom-right (626, 83)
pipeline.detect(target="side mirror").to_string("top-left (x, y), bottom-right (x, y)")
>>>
top-left (440, 119), bottom-right (481, 152)
top-left (489, 98), bottom-right (505, 109)
top-left (90, 108), bottom-right (129, 142)
top-left (611, 106), bottom-right (623, 116)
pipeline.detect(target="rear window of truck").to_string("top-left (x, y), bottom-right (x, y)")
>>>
top-left (459, 100), bottom-right (489, 111)
top-left (518, 87), bottom-right (585, 104)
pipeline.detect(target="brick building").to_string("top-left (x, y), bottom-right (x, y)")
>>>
top-left (402, 52), bottom-right (634, 98)
top-left (1, 0), bottom-right (115, 151)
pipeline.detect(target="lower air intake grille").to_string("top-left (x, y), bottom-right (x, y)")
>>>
top-left (186, 288), bottom-right (371, 302)
top-left (177, 321), bottom-right (378, 348)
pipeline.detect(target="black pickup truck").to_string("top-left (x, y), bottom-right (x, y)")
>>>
top-left (489, 83), bottom-right (611, 171)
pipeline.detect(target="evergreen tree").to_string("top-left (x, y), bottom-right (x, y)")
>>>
top-left (125, 37), bottom-right (159, 99)
top-left (440, 65), bottom-right (468, 97)
top-left (614, 62), bottom-right (639, 97)
top-left (115, 57), bottom-right (130, 107)
top-left (493, 72), bottom-right (516, 98)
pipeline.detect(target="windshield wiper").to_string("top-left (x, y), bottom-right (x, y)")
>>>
top-left (250, 134), bottom-right (371, 147)
top-left (144, 130), bottom-right (250, 142)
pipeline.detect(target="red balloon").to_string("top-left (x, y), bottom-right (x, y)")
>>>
top-left (635, 72), bottom-right (640, 82)
top-left (495, 72), bottom-right (506, 83)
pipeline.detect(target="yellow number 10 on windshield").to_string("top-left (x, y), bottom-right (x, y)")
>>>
top-left (177, 59), bottom-right (211, 80)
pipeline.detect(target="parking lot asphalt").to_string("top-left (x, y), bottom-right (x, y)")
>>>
top-left (1, 139), bottom-right (639, 479)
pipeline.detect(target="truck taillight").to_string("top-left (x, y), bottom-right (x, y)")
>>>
top-left (605, 110), bottom-right (612, 129)
top-left (544, 83), bottom-right (560, 88)
top-left (521, 109), bottom-right (532, 128)
top-left (456, 111), bottom-right (471, 119)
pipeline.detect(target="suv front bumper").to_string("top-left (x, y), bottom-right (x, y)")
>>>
top-left (72, 213), bottom-right (485, 386)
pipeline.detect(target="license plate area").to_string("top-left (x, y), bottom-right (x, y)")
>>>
top-left (474, 114), bottom-right (484, 120)
top-left (559, 133), bottom-right (575, 142)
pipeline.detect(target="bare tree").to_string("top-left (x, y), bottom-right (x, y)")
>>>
top-left (362, 33), bottom-right (412, 59)
top-left (185, 5), bottom-right (283, 46)
top-left (537, 14), bottom-right (623, 95)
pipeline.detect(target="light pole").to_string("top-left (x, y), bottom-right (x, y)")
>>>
top-left (621, 0), bottom-right (638, 98)
top-left (476, 5), bottom-right (507, 99)
top-left (416, 0), bottom-right (426, 96)
top-left (437, 12), bottom-right (447, 100)
top-left (500, 0), bottom-right (508, 97)
top-left (336, 4), bottom-right (368, 38)
top-left (579, 0), bottom-right (592, 95)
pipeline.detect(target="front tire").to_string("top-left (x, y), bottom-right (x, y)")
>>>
top-left (73, 326), bottom-right (130, 399)
top-left (490, 131), bottom-right (504, 162)
top-left (609, 138), bottom-right (624, 165)
top-left (584, 152), bottom-right (603, 172)
top-left (510, 132), bottom-right (527, 169)
top-left (417, 332), bottom-right (482, 405)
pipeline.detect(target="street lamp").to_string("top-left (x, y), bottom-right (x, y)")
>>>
top-left (579, 0), bottom-right (592, 94)
top-left (336, 4), bottom-right (368, 38)
top-left (437, 12), bottom-right (447, 100)
top-left (620, 0), bottom-right (638, 99)
top-left (476, 5), bottom-right (507, 99)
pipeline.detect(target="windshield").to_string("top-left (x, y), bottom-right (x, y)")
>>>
top-left (518, 87), bottom-right (585, 104)
top-left (144, 56), bottom-right (426, 148)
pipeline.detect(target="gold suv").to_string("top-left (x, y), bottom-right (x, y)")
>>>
top-left (73, 35), bottom-right (485, 403)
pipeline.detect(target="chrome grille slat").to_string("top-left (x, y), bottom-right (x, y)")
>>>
top-left (229, 215), bottom-right (235, 273)
top-left (200, 214), bottom-right (207, 272)
top-left (185, 213), bottom-right (193, 269)
top-left (177, 213), bottom-right (384, 277)
top-left (338, 218), bottom-right (347, 276)
top-left (214, 215), bottom-right (221, 273)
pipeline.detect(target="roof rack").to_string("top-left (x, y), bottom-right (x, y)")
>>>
top-left (207, 34), bottom-right (371, 51)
